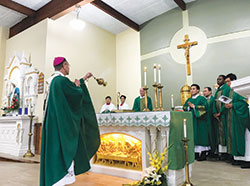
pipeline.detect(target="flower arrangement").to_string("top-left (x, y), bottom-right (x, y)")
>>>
top-left (125, 148), bottom-right (168, 186)
top-left (1, 94), bottom-right (19, 113)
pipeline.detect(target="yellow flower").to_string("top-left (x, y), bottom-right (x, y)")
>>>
top-left (156, 180), bottom-right (162, 185)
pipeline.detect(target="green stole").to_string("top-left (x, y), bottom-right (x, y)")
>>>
top-left (213, 83), bottom-right (231, 146)
top-left (206, 96), bottom-right (218, 153)
top-left (132, 96), bottom-right (153, 112)
top-left (40, 76), bottom-right (100, 186)
top-left (184, 95), bottom-right (210, 146)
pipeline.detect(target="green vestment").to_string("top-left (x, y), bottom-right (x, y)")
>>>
top-left (212, 83), bottom-right (231, 146)
top-left (40, 76), bottom-right (100, 186)
top-left (132, 96), bottom-right (153, 112)
top-left (227, 89), bottom-right (250, 156)
top-left (206, 96), bottom-right (218, 153)
top-left (184, 95), bottom-right (210, 146)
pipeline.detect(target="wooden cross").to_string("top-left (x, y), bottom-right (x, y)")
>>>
top-left (177, 35), bottom-right (198, 76)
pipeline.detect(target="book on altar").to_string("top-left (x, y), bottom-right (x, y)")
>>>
top-left (218, 95), bottom-right (232, 104)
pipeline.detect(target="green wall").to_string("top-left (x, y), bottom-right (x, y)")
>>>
top-left (140, 0), bottom-right (250, 110)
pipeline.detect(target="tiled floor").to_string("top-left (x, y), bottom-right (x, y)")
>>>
top-left (0, 157), bottom-right (250, 186)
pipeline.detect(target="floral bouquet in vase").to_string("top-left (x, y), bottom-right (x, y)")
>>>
top-left (124, 147), bottom-right (169, 186)
top-left (1, 94), bottom-right (19, 113)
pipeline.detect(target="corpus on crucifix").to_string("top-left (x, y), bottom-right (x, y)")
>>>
top-left (177, 34), bottom-right (198, 76)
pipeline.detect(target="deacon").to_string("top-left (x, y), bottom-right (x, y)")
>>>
top-left (100, 96), bottom-right (116, 113)
top-left (119, 95), bottom-right (130, 110)
top-left (203, 87), bottom-right (218, 159)
top-left (40, 57), bottom-right (100, 186)
top-left (225, 73), bottom-right (250, 167)
top-left (212, 75), bottom-right (231, 161)
top-left (184, 84), bottom-right (210, 161)
top-left (132, 87), bottom-right (153, 112)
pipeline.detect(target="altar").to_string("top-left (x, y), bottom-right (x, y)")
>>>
top-left (0, 116), bottom-right (37, 157)
top-left (0, 53), bottom-right (40, 158)
top-left (91, 111), bottom-right (194, 186)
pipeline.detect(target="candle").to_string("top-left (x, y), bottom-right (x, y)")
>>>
top-left (144, 67), bottom-right (147, 86)
top-left (153, 64), bottom-right (157, 83)
top-left (171, 94), bottom-right (174, 108)
top-left (30, 105), bottom-right (34, 114)
top-left (184, 118), bottom-right (187, 138)
top-left (158, 64), bottom-right (161, 84)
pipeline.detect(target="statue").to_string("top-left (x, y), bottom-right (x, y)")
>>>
top-left (8, 80), bottom-right (20, 107)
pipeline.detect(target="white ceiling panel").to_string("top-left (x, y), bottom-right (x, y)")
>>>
top-left (0, 0), bottom-right (196, 34)
top-left (0, 5), bottom-right (26, 27)
top-left (78, 3), bottom-right (130, 34)
top-left (102, 0), bottom-right (195, 24)
top-left (12, 0), bottom-right (52, 10)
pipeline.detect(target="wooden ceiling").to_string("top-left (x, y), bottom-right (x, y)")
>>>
top-left (0, 0), bottom-right (187, 38)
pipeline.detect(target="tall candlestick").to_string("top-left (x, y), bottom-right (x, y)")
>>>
top-left (171, 94), bottom-right (174, 109)
top-left (153, 64), bottom-right (157, 83)
top-left (184, 118), bottom-right (187, 138)
top-left (144, 67), bottom-right (147, 86)
top-left (158, 64), bottom-right (161, 84)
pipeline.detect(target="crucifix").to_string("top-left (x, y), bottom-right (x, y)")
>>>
top-left (177, 35), bottom-right (198, 76)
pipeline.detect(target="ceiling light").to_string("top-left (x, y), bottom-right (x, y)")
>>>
top-left (70, 5), bottom-right (85, 31)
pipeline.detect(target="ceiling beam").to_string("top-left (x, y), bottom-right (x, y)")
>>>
top-left (91, 0), bottom-right (139, 32)
top-left (174, 0), bottom-right (186, 11)
top-left (0, 0), bottom-right (35, 16)
top-left (9, 0), bottom-right (95, 38)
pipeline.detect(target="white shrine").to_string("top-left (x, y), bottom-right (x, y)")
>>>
top-left (0, 53), bottom-right (39, 157)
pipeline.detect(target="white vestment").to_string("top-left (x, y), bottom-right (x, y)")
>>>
top-left (100, 103), bottom-right (116, 113)
top-left (119, 103), bottom-right (130, 110)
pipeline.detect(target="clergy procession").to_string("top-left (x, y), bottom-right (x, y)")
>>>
top-left (1, 0), bottom-right (250, 186)
top-left (99, 72), bottom-right (250, 167)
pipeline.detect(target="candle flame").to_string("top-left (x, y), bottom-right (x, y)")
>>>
top-left (153, 64), bottom-right (157, 68)
top-left (144, 66), bottom-right (147, 72)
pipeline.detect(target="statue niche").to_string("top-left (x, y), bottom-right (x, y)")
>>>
top-left (2, 53), bottom-right (39, 115)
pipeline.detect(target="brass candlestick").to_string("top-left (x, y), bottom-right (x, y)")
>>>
top-left (182, 138), bottom-right (193, 186)
top-left (158, 84), bottom-right (164, 111)
top-left (153, 83), bottom-right (158, 111)
top-left (143, 86), bottom-right (150, 112)
top-left (117, 92), bottom-right (120, 110)
top-left (23, 112), bottom-right (35, 157)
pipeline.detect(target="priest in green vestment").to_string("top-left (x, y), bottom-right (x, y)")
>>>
top-left (183, 84), bottom-right (210, 161)
top-left (212, 75), bottom-right (231, 159)
top-left (40, 57), bottom-right (100, 186)
top-left (224, 74), bottom-right (250, 165)
top-left (203, 87), bottom-right (218, 159)
top-left (132, 87), bottom-right (153, 112)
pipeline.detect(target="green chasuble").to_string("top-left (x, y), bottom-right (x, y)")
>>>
top-left (132, 96), bottom-right (153, 112)
top-left (40, 76), bottom-right (100, 186)
top-left (227, 89), bottom-right (250, 156)
top-left (212, 83), bottom-right (231, 146)
top-left (183, 95), bottom-right (210, 146)
top-left (206, 96), bottom-right (218, 153)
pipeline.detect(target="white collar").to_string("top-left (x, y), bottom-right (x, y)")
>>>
top-left (206, 95), bottom-right (211, 99)
top-left (54, 71), bottom-right (65, 77)
top-left (192, 93), bottom-right (200, 99)
top-left (140, 96), bottom-right (145, 98)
